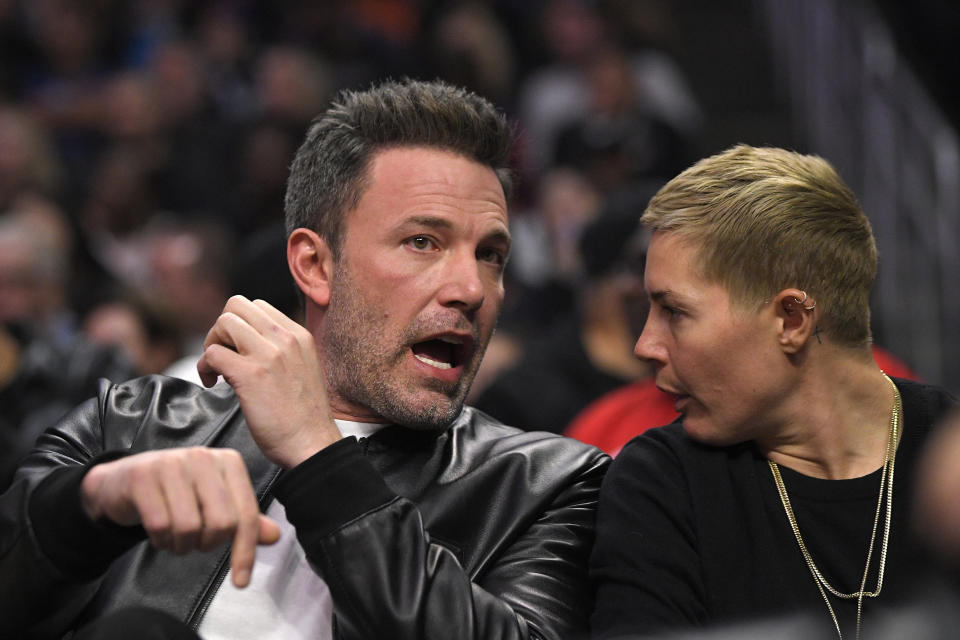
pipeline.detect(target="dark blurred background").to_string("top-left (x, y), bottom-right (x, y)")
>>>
top-left (0, 0), bottom-right (957, 481)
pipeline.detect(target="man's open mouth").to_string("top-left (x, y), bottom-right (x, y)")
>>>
top-left (411, 335), bottom-right (471, 371)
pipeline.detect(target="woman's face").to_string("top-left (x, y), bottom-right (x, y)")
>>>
top-left (634, 231), bottom-right (793, 445)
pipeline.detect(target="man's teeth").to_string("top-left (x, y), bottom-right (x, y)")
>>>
top-left (437, 336), bottom-right (463, 345)
top-left (414, 354), bottom-right (452, 369)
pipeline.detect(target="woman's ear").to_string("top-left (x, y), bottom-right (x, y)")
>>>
top-left (774, 288), bottom-right (818, 354)
top-left (287, 228), bottom-right (334, 307)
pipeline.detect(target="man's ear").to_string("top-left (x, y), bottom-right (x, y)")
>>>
top-left (774, 288), bottom-right (818, 354)
top-left (287, 228), bottom-right (334, 307)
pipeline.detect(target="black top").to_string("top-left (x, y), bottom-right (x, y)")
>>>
top-left (589, 378), bottom-right (957, 639)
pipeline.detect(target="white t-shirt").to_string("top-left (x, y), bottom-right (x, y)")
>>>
top-left (198, 420), bottom-right (387, 639)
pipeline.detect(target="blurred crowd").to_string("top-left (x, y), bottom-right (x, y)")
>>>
top-left (0, 0), bottom-right (709, 488)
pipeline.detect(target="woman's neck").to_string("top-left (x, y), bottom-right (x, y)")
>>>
top-left (757, 352), bottom-right (897, 480)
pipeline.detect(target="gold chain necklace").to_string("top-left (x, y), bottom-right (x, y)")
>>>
top-left (768, 374), bottom-right (901, 640)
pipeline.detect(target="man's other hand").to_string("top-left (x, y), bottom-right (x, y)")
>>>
top-left (80, 447), bottom-right (281, 588)
top-left (197, 295), bottom-right (341, 468)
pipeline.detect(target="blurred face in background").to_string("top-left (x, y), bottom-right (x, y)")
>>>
top-left (0, 221), bottom-right (65, 329)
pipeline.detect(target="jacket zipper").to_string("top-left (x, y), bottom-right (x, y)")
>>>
top-left (186, 466), bottom-right (284, 630)
top-left (187, 438), bottom-right (372, 633)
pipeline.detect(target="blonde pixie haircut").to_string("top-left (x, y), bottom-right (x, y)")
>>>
top-left (642, 144), bottom-right (877, 347)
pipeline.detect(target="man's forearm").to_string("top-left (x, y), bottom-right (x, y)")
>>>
top-left (0, 458), bottom-right (144, 636)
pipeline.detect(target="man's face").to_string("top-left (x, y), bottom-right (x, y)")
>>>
top-left (634, 231), bottom-right (790, 445)
top-left (320, 147), bottom-right (510, 429)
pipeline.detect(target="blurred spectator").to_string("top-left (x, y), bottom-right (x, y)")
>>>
top-left (0, 211), bottom-right (136, 491)
top-left (131, 219), bottom-right (233, 383)
top-left (19, 0), bottom-right (120, 176)
top-left (98, 69), bottom-right (162, 144)
top-left (0, 320), bottom-right (136, 492)
top-left (915, 406), bottom-right (960, 570)
top-left (0, 207), bottom-right (74, 342)
top-left (142, 219), bottom-right (233, 347)
top-left (552, 43), bottom-right (691, 192)
top-left (148, 39), bottom-right (236, 215)
top-left (91, 70), bottom-right (167, 195)
top-left (339, 0), bottom-right (422, 80)
top-left (82, 291), bottom-right (182, 376)
top-left (507, 167), bottom-right (602, 301)
top-left (194, 2), bottom-right (256, 121)
top-left (118, 0), bottom-right (182, 68)
top-left (149, 40), bottom-right (208, 125)
top-left (426, 1), bottom-right (517, 108)
top-left (227, 45), bottom-right (326, 235)
top-left (225, 119), bottom-right (298, 237)
top-left (0, 105), bottom-right (63, 208)
top-left (253, 45), bottom-right (330, 129)
top-left (79, 144), bottom-right (157, 281)
top-left (517, 0), bottom-right (701, 179)
top-left (480, 168), bottom-right (602, 394)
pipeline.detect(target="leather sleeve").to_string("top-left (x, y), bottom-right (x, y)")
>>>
top-left (0, 383), bottom-right (146, 637)
top-left (274, 436), bottom-right (609, 640)
top-left (0, 376), bottom-right (209, 638)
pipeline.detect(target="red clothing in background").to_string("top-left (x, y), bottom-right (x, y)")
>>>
top-left (565, 378), bottom-right (678, 456)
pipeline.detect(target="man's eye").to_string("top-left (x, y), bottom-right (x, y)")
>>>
top-left (477, 247), bottom-right (506, 267)
top-left (407, 235), bottom-right (435, 250)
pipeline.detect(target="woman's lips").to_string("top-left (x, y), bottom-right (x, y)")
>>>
top-left (673, 394), bottom-right (690, 413)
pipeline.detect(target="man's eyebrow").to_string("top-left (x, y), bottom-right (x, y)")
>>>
top-left (402, 215), bottom-right (453, 230)
top-left (401, 216), bottom-right (512, 247)
top-left (484, 227), bottom-right (512, 248)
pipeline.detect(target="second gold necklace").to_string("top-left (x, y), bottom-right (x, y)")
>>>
top-left (768, 373), bottom-right (901, 640)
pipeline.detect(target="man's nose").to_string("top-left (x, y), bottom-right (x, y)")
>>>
top-left (437, 251), bottom-right (485, 312)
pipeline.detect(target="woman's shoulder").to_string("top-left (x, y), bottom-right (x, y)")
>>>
top-left (894, 377), bottom-right (957, 417)
top-left (608, 422), bottom-right (755, 489)
top-left (892, 377), bottom-right (955, 441)
top-left (615, 422), bottom-right (746, 462)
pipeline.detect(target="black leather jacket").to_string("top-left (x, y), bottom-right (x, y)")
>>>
top-left (0, 375), bottom-right (609, 639)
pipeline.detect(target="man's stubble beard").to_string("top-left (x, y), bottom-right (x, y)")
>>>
top-left (320, 263), bottom-right (490, 430)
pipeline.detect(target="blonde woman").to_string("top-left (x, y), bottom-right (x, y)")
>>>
top-left (590, 145), bottom-right (956, 640)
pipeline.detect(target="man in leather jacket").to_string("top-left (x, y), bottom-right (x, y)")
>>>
top-left (0, 79), bottom-right (609, 639)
